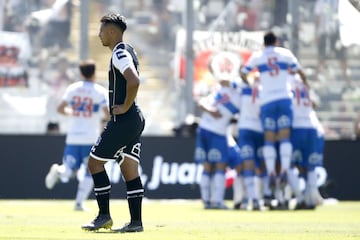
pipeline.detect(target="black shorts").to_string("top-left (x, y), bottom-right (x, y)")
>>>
top-left (90, 109), bottom-right (145, 163)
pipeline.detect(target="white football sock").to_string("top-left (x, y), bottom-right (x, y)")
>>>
top-left (58, 164), bottom-right (73, 183)
top-left (212, 171), bottom-right (226, 205)
top-left (254, 175), bottom-right (262, 199)
top-left (200, 172), bottom-right (211, 203)
top-left (287, 167), bottom-right (303, 201)
top-left (262, 175), bottom-right (272, 197)
top-left (244, 176), bottom-right (257, 200)
top-left (75, 176), bottom-right (93, 206)
top-left (233, 174), bottom-right (244, 204)
top-left (263, 143), bottom-right (276, 176)
top-left (305, 170), bottom-right (318, 206)
top-left (279, 140), bottom-right (292, 173)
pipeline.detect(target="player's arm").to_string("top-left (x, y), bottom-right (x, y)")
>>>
top-left (297, 68), bottom-right (309, 88)
top-left (198, 96), bottom-right (222, 118)
top-left (240, 71), bottom-right (249, 85)
top-left (112, 50), bottom-right (140, 115)
top-left (287, 50), bottom-right (309, 88)
top-left (239, 54), bottom-right (257, 85)
top-left (102, 105), bottom-right (111, 121)
top-left (57, 100), bottom-right (72, 116)
top-left (124, 67), bottom-right (140, 107)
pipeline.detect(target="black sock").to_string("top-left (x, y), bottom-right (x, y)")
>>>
top-left (92, 170), bottom-right (111, 215)
top-left (126, 177), bottom-right (144, 224)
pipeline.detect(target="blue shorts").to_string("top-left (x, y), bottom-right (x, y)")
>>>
top-left (291, 128), bottom-right (322, 170)
top-left (237, 129), bottom-right (264, 168)
top-left (63, 145), bottom-right (92, 175)
top-left (260, 98), bottom-right (293, 132)
top-left (227, 143), bottom-right (242, 169)
top-left (194, 128), bottom-right (228, 164)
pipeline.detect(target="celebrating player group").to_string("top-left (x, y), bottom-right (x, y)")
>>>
top-left (195, 31), bottom-right (325, 211)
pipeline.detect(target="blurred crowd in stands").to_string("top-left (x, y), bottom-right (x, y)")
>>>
top-left (0, 0), bottom-right (360, 139)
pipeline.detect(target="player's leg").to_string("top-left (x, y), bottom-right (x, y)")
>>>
top-left (304, 129), bottom-right (323, 209)
top-left (252, 135), bottom-right (265, 210)
top-left (209, 134), bottom-right (229, 209)
top-left (226, 133), bottom-right (243, 209)
top-left (259, 161), bottom-right (273, 208)
top-left (238, 130), bottom-right (260, 210)
top-left (74, 172), bottom-right (93, 211)
top-left (277, 99), bottom-right (293, 189)
top-left (194, 129), bottom-right (212, 208)
top-left (278, 128), bottom-right (292, 174)
top-left (200, 162), bottom-right (213, 208)
top-left (260, 102), bottom-right (278, 185)
top-left (230, 146), bottom-right (244, 209)
top-left (45, 145), bottom-right (77, 189)
top-left (81, 156), bottom-right (113, 231)
top-left (45, 163), bottom-right (61, 189)
top-left (112, 155), bottom-right (144, 233)
top-left (242, 159), bottom-right (261, 210)
top-left (74, 146), bottom-right (94, 211)
top-left (260, 103), bottom-right (277, 194)
top-left (288, 166), bottom-right (303, 206)
top-left (232, 165), bottom-right (245, 209)
top-left (212, 162), bottom-right (227, 209)
top-left (263, 131), bottom-right (277, 178)
top-left (287, 129), bottom-right (301, 202)
top-left (82, 126), bottom-right (115, 231)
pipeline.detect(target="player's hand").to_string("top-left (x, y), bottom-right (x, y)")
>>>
top-left (210, 110), bottom-right (222, 118)
top-left (112, 105), bottom-right (126, 115)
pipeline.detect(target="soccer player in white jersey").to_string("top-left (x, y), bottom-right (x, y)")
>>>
top-left (45, 59), bottom-right (110, 211)
top-left (288, 73), bottom-right (322, 209)
top-left (233, 76), bottom-right (265, 210)
top-left (195, 77), bottom-right (240, 209)
top-left (240, 31), bottom-right (308, 194)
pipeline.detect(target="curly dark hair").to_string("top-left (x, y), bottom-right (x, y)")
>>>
top-left (100, 13), bottom-right (127, 32)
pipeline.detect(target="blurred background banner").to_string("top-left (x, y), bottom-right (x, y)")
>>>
top-left (174, 29), bottom-right (263, 97)
top-left (0, 31), bottom-right (31, 87)
top-left (1, 135), bottom-right (359, 200)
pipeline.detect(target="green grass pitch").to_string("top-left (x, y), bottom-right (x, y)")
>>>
top-left (1, 199), bottom-right (360, 240)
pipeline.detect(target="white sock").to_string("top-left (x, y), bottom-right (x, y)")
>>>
top-left (233, 174), bottom-right (244, 204)
top-left (75, 176), bottom-right (93, 206)
top-left (244, 175), bottom-right (257, 200)
top-left (287, 167), bottom-right (303, 201)
top-left (254, 175), bottom-right (262, 199)
top-left (212, 171), bottom-right (226, 205)
top-left (262, 175), bottom-right (272, 197)
top-left (58, 164), bottom-right (73, 183)
top-left (200, 172), bottom-right (211, 203)
top-left (263, 143), bottom-right (276, 176)
top-left (279, 139), bottom-right (292, 173)
top-left (305, 170), bottom-right (318, 206)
